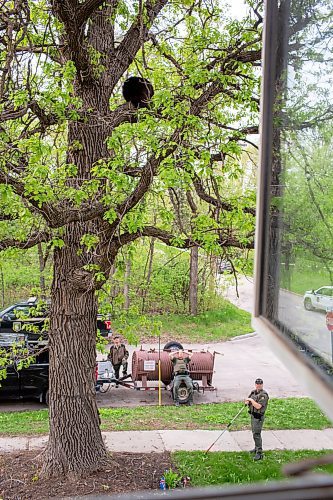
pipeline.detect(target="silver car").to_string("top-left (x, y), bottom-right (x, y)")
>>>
top-left (303, 286), bottom-right (333, 311)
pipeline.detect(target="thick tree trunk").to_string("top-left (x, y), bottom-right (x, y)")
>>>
top-left (189, 246), bottom-right (199, 315)
top-left (41, 233), bottom-right (108, 477)
top-left (41, 85), bottom-right (111, 476)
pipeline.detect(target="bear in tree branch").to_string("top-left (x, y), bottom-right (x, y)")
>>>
top-left (122, 76), bottom-right (154, 108)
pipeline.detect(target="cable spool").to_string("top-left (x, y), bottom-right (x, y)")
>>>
top-left (132, 351), bottom-right (173, 384)
top-left (188, 352), bottom-right (214, 383)
top-left (131, 350), bottom-right (214, 385)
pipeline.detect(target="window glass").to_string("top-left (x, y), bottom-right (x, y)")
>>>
top-left (266, 0), bottom-right (333, 373)
top-left (13, 306), bottom-right (30, 315)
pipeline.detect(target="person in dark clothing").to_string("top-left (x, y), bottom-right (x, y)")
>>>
top-left (169, 349), bottom-right (193, 406)
top-left (107, 336), bottom-right (129, 385)
top-left (245, 378), bottom-right (269, 461)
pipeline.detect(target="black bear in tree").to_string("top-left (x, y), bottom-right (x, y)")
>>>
top-left (122, 76), bottom-right (154, 108)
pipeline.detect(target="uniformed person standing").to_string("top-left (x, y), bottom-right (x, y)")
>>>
top-left (245, 378), bottom-right (269, 461)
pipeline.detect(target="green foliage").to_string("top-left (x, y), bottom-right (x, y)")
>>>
top-left (280, 253), bottom-right (332, 294)
top-left (163, 468), bottom-right (182, 489)
top-left (155, 302), bottom-right (253, 342)
top-left (110, 309), bottom-right (162, 345)
top-left (173, 450), bottom-right (333, 486)
top-left (0, 0), bottom-right (259, 273)
top-left (0, 247), bottom-right (52, 306)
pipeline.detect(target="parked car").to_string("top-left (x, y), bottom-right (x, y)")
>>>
top-left (0, 342), bottom-right (49, 403)
top-left (0, 336), bottom-right (103, 403)
top-left (0, 297), bottom-right (112, 338)
top-left (303, 286), bottom-right (333, 312)
top-left (217, 260), bottom-right (233, 274)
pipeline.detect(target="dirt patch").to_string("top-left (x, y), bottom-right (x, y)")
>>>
top-left (0, 451), bottom-right (173, 499)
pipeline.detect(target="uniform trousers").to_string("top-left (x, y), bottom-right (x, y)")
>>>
top-left (251, 414), bottom-right (265, 453)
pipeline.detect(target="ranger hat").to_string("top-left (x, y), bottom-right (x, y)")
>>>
top-left (255, 378), bottom-right (263, 384)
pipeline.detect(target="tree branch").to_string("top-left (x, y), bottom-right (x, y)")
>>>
top-left (77, 0), bottom-right (115, 26)
top-left (111, 226), bottom-right (254, 254)
top-left (113, 0), bottom-right (169, 82)
top-left (192, 175), bottom-right (256, 216)
top-left (0, 230), bottom-right (51, 251)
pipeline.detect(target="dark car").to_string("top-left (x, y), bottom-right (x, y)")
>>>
top-left (0, 298), bottom-right (47, 338)
top-left (0, 338), bottom-right (49, 403)
top-left (0, 298), bottom-right (112, 338)
top-left (217, 260), bottom-right (233, 274)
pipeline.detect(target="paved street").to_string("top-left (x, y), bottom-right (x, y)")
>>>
top-left (279, 290), bottom-right (333, 364)
top-left (224, 275), bottom-right (333, 365)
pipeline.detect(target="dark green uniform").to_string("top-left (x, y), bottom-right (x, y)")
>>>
top-left (171, 356), bottom-right (193, 404)
top-left (248, 389), bottom-right (269, 454)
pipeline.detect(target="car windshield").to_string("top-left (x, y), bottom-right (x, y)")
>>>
top-left (0, 305), bottom-right (19, 316)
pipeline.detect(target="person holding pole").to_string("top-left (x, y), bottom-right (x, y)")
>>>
top-left (169, 349), bottom-right (193, 407)
top-left (245, 378), bottom-right (269, 461)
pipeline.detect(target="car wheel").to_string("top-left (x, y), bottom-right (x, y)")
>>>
top-left (163, 341), bottom-right (184, 351)
top-left (304, 298), bottom-right (314, 311)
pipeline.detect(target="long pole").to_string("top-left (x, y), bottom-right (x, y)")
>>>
top-left (205, 405), bottom-right (246, 453)
top-left (158, 336), bottom-right (162, 406)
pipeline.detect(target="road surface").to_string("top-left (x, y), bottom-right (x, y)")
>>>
top-left (223, 275), bottom-right (333, 365)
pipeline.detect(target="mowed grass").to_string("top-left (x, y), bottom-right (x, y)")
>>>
top-left (172, 450), bottom-right (333, 486)
top-left (156, 301), bottom-right (253, 342)
top-left (0, 398), bottom-right (331, 436)
top-left (280, 261), bottom-right (331, 295)
top-left (0, 409), bottom-right (48, 435)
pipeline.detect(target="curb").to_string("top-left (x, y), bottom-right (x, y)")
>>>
top-left (229, 332), bottom-right (257, 341)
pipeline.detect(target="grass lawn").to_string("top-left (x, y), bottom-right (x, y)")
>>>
top-left (0, 398), bottom-right (331, 436)
top-left (280, 258), bottom-right (331, 295)
top-left (172, 450), bottom-right (333, 486)
top-left (154, 301), bottom-right (253, 342)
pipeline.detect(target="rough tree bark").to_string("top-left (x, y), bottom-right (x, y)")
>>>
top-left (41, 72), bottom-right (113, 476)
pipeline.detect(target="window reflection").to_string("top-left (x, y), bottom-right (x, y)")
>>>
top-left (269, 0), bottom-right (333, 369)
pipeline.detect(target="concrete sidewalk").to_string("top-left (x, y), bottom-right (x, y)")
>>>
top-left (1, 428), bottom-right (333, 453)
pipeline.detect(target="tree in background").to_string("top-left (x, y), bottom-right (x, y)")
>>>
top-left (0, 0), bottom-right (261, 476)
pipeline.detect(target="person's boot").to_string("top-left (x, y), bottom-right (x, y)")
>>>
top-left (253, 452), bottom-right (263, 461)
top-left (249, 449), bottom-right (256, 454)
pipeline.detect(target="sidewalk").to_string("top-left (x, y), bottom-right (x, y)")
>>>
top-left (1, 428), bottom-right (333, 453)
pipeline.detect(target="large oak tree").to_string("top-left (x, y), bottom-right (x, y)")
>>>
top-left (0, 0), bottom-right (262, 476)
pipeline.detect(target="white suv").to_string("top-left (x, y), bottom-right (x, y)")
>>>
top-left (303, 286), bottom-right (333, 312)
